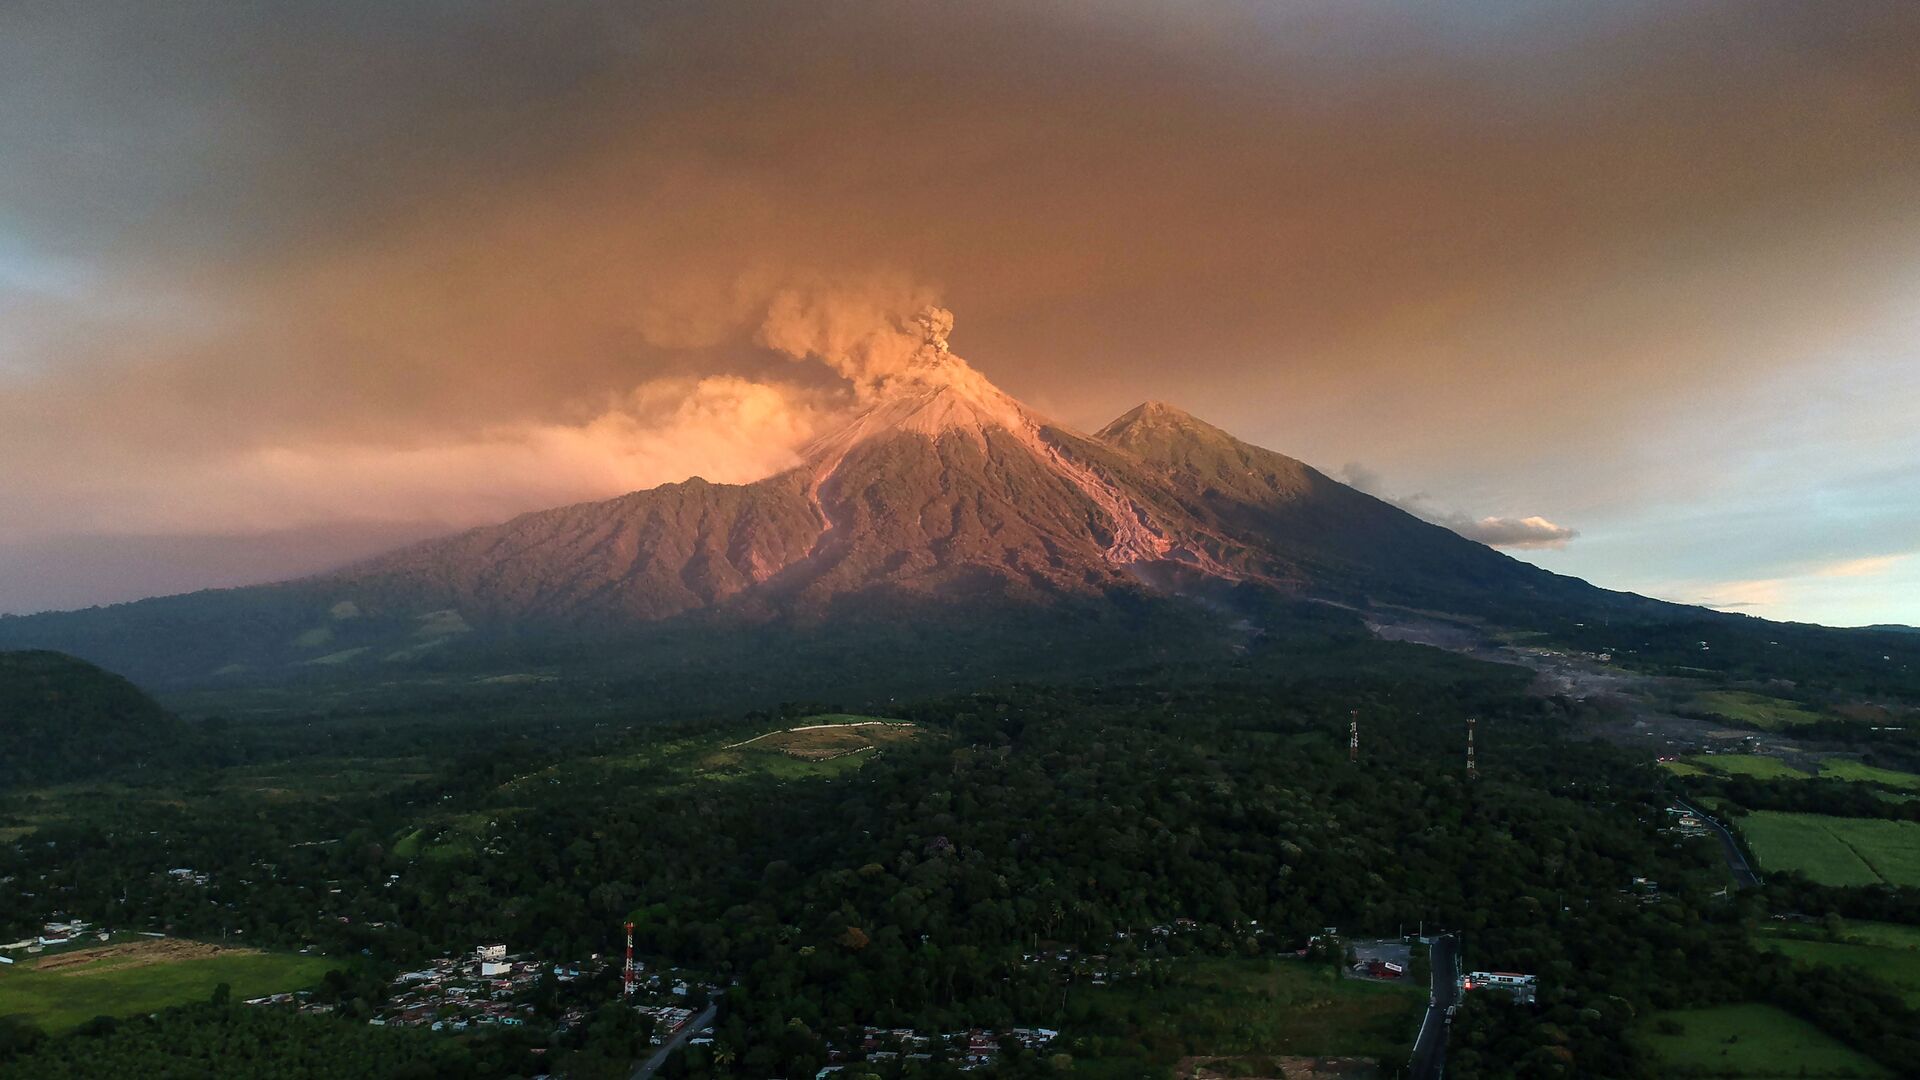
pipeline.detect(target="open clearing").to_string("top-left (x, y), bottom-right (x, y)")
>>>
top-left (1063, 957), bottom-right (1421, 1079)
top-left (1634, 1002), bottom-right (1890, 1077)
top-left (1756, 921), bottom-right (1920, 1008)
top-left (700, 716), bottom-right (916, 779)
top-left (1816, 760), bottom-right (1920, 791)
top-left (1663, 754), bottom-right (1920, 792)
top-left (0, 938), bottom-right (333, 1033)
top-left (393, 807), bottom-right (524, 861)
top-left (724, 716), bottom-right (917, 758)
top-left (1739, 812), bottom-right (1920, 887)
top-left (1678, 754), bottom-right (1810, 780)
top-left (1688, 691), bottom-right (1828, 730)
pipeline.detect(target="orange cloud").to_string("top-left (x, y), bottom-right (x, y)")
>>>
top-left (1815, 554), bottom-right (1907, 578)
top-left (11, 376), bottom-right (840, 538)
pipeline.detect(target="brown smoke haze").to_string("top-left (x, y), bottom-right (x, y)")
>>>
top-left (3, 1), bottom-right (1918, 620)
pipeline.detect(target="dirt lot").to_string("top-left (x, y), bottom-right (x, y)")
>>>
top-left (35, 937), bottom-right (257, 975)
top-left (1346, 940), bottom-right (1414, 984)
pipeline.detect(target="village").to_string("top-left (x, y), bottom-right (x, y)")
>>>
top-left (813, 1025), bottom-right (1061, 1076)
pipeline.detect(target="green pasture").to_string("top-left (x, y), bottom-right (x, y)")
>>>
top-left (0, 943), bottom-right (334, 1034)
top-left (1663, 754), bottom-right (1920, 793)
top-left (1756, 924), bottom-right (1920, 1009)
top-left (1062, 957), bottom-right (1422, 1078)
top-left (1633, 1002), bottom-right (1890, 1077)
top-left (1689, 691), bottom-right (1828, 730)
top-left (1739, 812), bottom-right (1920, 887)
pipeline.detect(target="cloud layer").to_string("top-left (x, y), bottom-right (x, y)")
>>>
top-left (1, 2), bottom-right (1917, 618)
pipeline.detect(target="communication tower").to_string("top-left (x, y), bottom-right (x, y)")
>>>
top-left (623, 921), bottom-right (635, 997)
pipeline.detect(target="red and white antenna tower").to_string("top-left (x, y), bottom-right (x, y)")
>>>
top-left (1349, 711), bottom-right (1359, 763)
top-left (1466, 717), bottom-right (1478, 780)
top-left (623, 921), bottom-right (635, 997)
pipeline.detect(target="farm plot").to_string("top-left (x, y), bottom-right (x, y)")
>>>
top-left (1739, 812), bottom-right (1920, 887)
top-left (1756, 921), bottom-right (1920, 1008)
top-left (1634, 1003), bottom-right (1890, 1077)
top-left (0, 938), bottom-right (333, 1033)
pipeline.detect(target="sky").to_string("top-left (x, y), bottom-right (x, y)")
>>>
top-left (1, 1), bottom-right (1917, 626)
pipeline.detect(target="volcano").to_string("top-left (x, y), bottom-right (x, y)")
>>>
top-left (304, 310), bottom-right (1588, 623)
top-left (0, 310), bottom-right (1639, 688)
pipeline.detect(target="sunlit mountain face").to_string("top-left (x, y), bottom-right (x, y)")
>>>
top-left (0, 306), bottom-right (1656, 687)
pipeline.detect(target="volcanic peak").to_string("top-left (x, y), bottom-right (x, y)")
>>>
top-left (803, 309), bottom-right (1037, 464)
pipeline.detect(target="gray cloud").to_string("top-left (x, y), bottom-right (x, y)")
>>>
top-left (1337, 465), bottom-right (1577, 550)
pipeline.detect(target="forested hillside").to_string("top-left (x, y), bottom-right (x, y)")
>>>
top-left (0, 650), bottom-right (191, 788)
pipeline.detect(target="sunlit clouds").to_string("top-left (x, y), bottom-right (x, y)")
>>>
top-left (1, 1), bottom-right (1917, 622)
top-left (1664, 554), bottom-right (1917, 625)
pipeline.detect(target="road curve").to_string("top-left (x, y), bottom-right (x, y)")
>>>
top-left (631, 1001), bottom-right (719, 1080)
top-left (1409, 934), bottom-right (1459, 1080)
top-left (1675, 797), bottom-right (1762, 889)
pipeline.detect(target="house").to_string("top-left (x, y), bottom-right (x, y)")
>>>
top-left (1463, 971), bottom-right (1538, 1004)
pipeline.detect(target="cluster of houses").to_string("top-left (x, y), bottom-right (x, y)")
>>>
top-left (242, 989), bottom-right (341, 1016)
top-left (364, 944), bottom-right (580, 1032)
top-left (634, 1003), bottom-right (700, 1037)
top-left (1018, 946), bottom-right (1163, 987)
top-left (626, 958), bottom-right (723, 1043)
top-left (1660, 804), bottom-right (1714, 838)
top-left (815, 1026), bottom-right (1060, 1075)
top-left (0, 918), bottom-right (114, 963)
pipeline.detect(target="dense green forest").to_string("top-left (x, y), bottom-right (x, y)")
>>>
top-left (0, 650), bottom-right (192, 788)
top-left (3, 635), bottom-right (1918, 1077)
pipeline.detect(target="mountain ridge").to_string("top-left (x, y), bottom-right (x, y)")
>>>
top-left (0, 333), bottom-right (1689, 687)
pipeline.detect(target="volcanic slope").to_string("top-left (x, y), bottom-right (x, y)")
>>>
top-left (0, 314), bottom-right (1629, 685)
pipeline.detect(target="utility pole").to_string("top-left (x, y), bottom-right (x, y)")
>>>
top-left (1466, 717), bottom-right (1478, 780)
top-left (1349, 710), bottom-right (1359, 764)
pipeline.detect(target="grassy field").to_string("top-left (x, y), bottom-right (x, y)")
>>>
top-left (1663, 754), bottom-right (1920, 793)
top-left (0, 938), bottom-right (334, 1033)
top-left (1061, 957), bottom-right (1423, 1078)
top-left (1739, 812), bottom-right (1920, 887)
top-left (393, 808), bottom-right (524, 861)
top-left (1817, 760), bottom-right (1920, 791)
top-left (403, 717), bottom-right (919, 860)
top-left (1689, 691), bottom-right (1828, 730)
top-left (1755, 921), bottom-right (1920, 1008)
top-left (1633, 1003), bottom-right (1891, 1077)
top-left (727, 717), bottom-right (918, 759)
top-left (696, 716), bottom-right (915, 781)
top-left (1687, 754), bottom-right (1813, 780)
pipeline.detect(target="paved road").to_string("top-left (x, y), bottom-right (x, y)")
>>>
top-left (630, 1002), bottom-right (718, 1080)
top-left (1409, 934), bottom-right (1458, 1080)
top-left (1675, 797), bottom-right (1762, 888)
